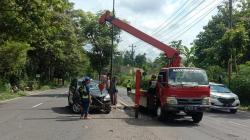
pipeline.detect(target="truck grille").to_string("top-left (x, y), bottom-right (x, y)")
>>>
top-left (177, 98), bottom-right (202, 105)
top-left (218, 98), bottom-right (235, 104)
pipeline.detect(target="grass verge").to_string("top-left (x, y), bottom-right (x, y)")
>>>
top-left (0, 91), bottom-right (27, 101)
top-left (239, 105), bottom-right (250, 111)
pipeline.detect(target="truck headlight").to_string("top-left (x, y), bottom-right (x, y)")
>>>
top-left (202, 97), bottom-right (210, 105)
top-left (166, 97), bottom-right (178, 105)
top-left (104, 94), bottom-right (110, 101)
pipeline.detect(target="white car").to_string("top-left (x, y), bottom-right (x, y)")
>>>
top-left (209, 82), bottom-right (240, 113)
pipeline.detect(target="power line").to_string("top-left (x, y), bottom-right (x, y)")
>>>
top-left (134, 0), bottom-right (206, 48)
top-left (131, 0), bottom-right (196, 46)
top-left (154, 0), bottom-right (206, 39)
top-left (165, 1), bottom-right (223, 43)
top-left (150, 0), bottom-right (193, 36)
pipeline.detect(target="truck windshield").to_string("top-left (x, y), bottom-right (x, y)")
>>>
top-left (168, 68), bottom-right (208, 86)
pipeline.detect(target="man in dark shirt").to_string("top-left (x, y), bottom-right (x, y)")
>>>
top-left (79, 77), bottom-right (91, 119)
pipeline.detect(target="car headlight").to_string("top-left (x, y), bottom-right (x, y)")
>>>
top-left (202, 97), bottom-right (210, 105)
top-left (104, 94), bottom-right (110, 101)
top-left (210, 94), bottom-right (218, 99)
top-left (166, 97), bottom-right (178, 105)
top-left (235, 96), bottom-right (239, 100)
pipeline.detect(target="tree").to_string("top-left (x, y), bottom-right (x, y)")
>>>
top-left (182, 46), bottom-right (195, 67)
top-left (0, 0), bottom-right (90, 84)
top-left (123, 50), bottom-right (133, 66)
top-left (0, 41), bottom-right (30, 84)
top-left (193, 1), bottom-right (250, 69)
top-left (135, 53), bottom-right (147, 68)
top-left (81, 11), bottom-right (121, 78)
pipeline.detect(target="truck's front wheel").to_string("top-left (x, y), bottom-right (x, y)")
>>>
top-left (192, 112), bottom-right (203, 123)
top-left (156, 106), bottom-right (165, 121)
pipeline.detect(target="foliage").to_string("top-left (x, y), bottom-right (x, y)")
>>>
top-left (0, 41), bottom-right (30, 82)
top-left (206, 65), bottom-right (226, 82)
top-left (194, 1), bottom-right (250, 69)
top-left (81, 11), bottom-right (121, 77)
top-left (230, 61), bottom-right (250, 104)
top-left (0, 0), bottom-right (91, 86)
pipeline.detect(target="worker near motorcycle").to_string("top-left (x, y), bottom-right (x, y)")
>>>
top-left (79, 77), bottom-right (92, 119)
top-left (126, 80), bottom-right (132, 95)
top-left (147, 74), bottom-right (157, 111)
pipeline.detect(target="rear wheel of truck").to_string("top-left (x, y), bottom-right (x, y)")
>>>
top-left (192, 112), bottom-right (203, 123)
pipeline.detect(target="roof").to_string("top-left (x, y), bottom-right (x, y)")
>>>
top-left (209, 82), bottom-right (224, 86)
top-left (160, 67), bottom-right (205, 71)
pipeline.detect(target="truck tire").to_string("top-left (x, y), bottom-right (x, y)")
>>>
top-left (192, 112), bottom-right (203, 123)
top-left (156, 106), bottom-right (165, 121)
top-left (135, 107), bottom-right (139, 119)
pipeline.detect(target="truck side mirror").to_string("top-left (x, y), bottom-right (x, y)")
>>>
top-left (158, 75), bottom-right (163, 83)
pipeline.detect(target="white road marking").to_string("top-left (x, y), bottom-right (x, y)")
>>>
top-left (32, 103), bottom-right (43, 108)
top-left (228, 121), bottom-right (249, 128)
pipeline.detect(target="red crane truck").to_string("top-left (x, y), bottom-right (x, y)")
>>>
top-left (99, 11), bottom-right (210, 123)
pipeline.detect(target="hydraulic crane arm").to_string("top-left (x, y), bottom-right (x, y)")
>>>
top-left (99, 11), bottom-right (181, 67)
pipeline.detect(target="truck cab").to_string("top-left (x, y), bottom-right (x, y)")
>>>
top-left (155, 67), bottom-right (210, 122)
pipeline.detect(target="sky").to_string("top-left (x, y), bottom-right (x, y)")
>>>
top-left (69, 0), bottom-right (225, 60)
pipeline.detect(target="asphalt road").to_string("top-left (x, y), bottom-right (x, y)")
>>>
top-left (0, 87), bottom-right (250, 140)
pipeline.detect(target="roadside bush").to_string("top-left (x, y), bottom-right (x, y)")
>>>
top-left (230, 75), bottom-right (250, 104)
top-left (230, 61), bottom-right (250, 104)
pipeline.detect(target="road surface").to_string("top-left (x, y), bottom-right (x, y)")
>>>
top-left (0, 87), bottom-right (250, 140)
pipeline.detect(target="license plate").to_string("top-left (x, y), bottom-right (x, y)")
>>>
top-left (185, 106), bottom-right (197, 111)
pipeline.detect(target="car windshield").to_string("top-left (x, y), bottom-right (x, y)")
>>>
top-left (168, 68), bottom-right (208, 86)
top-left (210, 85), bottom-right (231, 93)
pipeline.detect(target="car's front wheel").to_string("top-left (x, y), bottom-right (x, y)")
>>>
top-left (103, 104), bottom-right (111, 114)
top-left (72, 103), bottom-right (81, 113)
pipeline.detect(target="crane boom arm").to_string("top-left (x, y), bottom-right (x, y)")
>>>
top-left (99, 11), bottom-right (181, 67)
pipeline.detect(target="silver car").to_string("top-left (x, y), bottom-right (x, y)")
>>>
top-left (209, 82), bottom-right (240, 113)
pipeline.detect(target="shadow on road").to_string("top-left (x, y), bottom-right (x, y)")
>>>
top-left (28, 93), bottom-right (67, 98)
top-left (122, 107), bottom-right (198, 127)
top-left (205, 110), bottom-right (250, 120)
top-left (51, 106), bottom-right (73, 114)
top-left (24, 116), bottom-right (80, 122)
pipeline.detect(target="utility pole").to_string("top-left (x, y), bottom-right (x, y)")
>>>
top-left (228, 0), bottom-right (233, 87)
top-left (130, 44), bottom-right (136, 81)
top-left (110, 0), bottom-right (115, 79)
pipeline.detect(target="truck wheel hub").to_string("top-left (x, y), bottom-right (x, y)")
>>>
top-left (157, 107), bottom-right (161, 116)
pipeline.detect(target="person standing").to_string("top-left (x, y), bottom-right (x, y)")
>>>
top-left (126, 80), bottom-right (132, 96)
top-left (147, 75), bottom-right (157, 111)
top-left (110, 76), bottom-right (118, 105)
top-left (79, 77), bottom-right (92, 119)
top-left (105, 73), bottom-right (111, 94)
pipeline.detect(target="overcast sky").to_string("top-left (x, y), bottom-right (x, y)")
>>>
top-left (69, 0), bottom-right (225, 60)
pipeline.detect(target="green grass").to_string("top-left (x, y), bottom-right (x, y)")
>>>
top-left (0, 91), bottom-right (27, 101)
top-left (239, 105), bottom-right (250, 111)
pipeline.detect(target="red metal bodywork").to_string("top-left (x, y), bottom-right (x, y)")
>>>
top-left (99, 11), bottom-right (210, 110)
